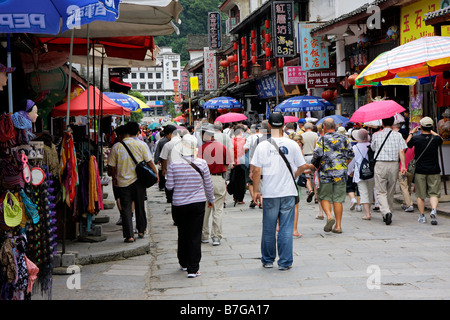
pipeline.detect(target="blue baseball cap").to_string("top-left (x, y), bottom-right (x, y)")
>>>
top-left (298, 118), bottom-right (306, 124)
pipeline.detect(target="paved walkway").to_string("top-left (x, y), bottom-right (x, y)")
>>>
top-left (45, 181), bottom-right (450, 300)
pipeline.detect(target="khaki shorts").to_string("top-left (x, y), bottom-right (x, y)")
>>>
top-left (414, 173), bottom-right (441, 199)
top-left (317, 180), bottom-right (346, 203)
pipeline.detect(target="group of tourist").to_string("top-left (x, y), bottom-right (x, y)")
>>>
top-left (106, 111), bottom-right (443, 277)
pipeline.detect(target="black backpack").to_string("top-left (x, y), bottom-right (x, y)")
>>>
top-left (357, 145), bottom-right (374, 180)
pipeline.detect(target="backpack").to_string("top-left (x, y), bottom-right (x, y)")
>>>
top-left (356, 145), bottom-right (374, 180)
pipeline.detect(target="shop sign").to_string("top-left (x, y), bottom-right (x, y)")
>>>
top-left (255, 73), bottom-right (284, 99)
top-left (217, 64), bottom-right (228, 88)
top-left (204, 47), bottom-right (217, 91)
top-left (272, 1), bottom-right (295, 57)
top-left (298, 22), bottom-right (329, 70)
top-left (181, 71), bottom-right (189, 93)
top-left (349, 52), bottom-right (368, 70)
top-left (306, 70), bottom-right (337, 88)
top-left (283, 66), bottom-right (306, 85)
top-left (174, 80), bottom-right (181, 103)
top-left (208, 12), bottom-right (222, 50)
top-left (400, 0), bottom-right (445, 44)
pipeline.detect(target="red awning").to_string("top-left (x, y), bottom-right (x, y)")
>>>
top-left (110, 77), bottom-right (131, 88)
top-left (51, 86), bottom-right (131, 118)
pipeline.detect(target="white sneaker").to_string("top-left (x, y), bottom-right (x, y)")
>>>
top-left (356, 205), bottom-right (362, 212)
top-left (430, 209), bottom-right (438, 225)
top-left (187, 271), bottom-right (201, 278)
top-left (350, 198), bottom-right (357, 210)
top-left (418, 214), bottom-right (427, 224)
top-left (212, 237), bottom-right (220, 246)
top-left (404, 205), bottom-right (414, 212)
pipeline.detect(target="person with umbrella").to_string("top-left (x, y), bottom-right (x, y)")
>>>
top-left (371, 117), bottom-right (407, 225)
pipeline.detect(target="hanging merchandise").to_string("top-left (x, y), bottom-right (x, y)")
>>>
top-left (60, 132), bottom-right (79, 208)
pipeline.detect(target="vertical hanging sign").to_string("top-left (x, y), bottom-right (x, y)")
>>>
top-left (272, 1), bottom-right (295, 57)
top-left (204, 47), bottom-right (217, 91)
top-left (208, 12), bottom-right (222, 50)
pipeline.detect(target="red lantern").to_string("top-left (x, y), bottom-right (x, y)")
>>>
top-left (265, 47), bottom-right (271, 57)
top-left (234, 65), bottom-right (239, 73)
top-left (233, 42), bottom-right (238, 50)
top-left (251, 43), bottom-right (256, 52)
top-left (251, 30), bottom-right (256, 39)
top-left (243, 71), bottom-right (248, 79)
top-left (261, 29), bottom-right (266, 37)
top-left (252, 56), bottom-right (257, 64)
top-left (321, 90), bottom-right (335, 102)
top-left (242, 60), bottom-right (247, 68)
top-left (265, 33), bottom-right (271, 43)
top-left (217, 108), bottom-right (228, 114)
top-left (266, 60), bottom-right (271, 70)
top-left (235, 75), bottom-right (239, 83)
top-left (241, 49), bottom-right (246, 57)
top-left (220, 60), bottom-right (229, 67)
top-left (278, 58), bottom-right (284, 68)
top-left (265, 20), bottom-right (270, 29)
top-left (227, 55), bottom-right (234, 63)
top-left (262, 43), bottom-right (267, 50)
top-left (234, 54), bottom-right (238, 62)
top-left (241, 37), bottom-right (246, 45)
top-left (348, 73), bottom-right (359, 85)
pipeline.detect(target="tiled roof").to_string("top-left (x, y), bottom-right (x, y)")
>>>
top-left (424, 6), bottom-right (450, 22)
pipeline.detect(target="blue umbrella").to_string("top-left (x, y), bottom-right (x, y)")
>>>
top-left (104, 92), bottom-right (141, 112)
top-left (0, 0), bottom-right (119, 35)
top-left (316, 115), bottom-right (350, 126)
top-left (202, 96), bottom-right (243, 109)
top-left (274, 96), bottom-right (335, 112)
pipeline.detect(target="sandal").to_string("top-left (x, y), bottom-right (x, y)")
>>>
top-left (331, 228), bottom-right (342, 234)
top-left (124, 238), bottom-right (135, 243)
top-left (362, 216), bottom-right (371, 220)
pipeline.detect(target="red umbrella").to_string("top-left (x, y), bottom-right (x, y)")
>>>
top-left (215, 112), bottom-right (248, 123)
top-left (284, 115), bottom-right (299, 123)
top-left (349, 100), bottom-right (405, 123)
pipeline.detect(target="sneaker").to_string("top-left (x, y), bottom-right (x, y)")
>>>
top-left (401, 204), bottom-right (408, 210)
top-left (212, 237), bottom-right (220, 246)
top-left (278, 265), bottom-right (292, 271)
top-left (201, 239), bottom-right (209, 244)
top-left (356, 205), bottom-right (362, 212)
top-left (384, 212), bottom-right (392, 225)
top-left (262, 263), bottom-right (273, 268)
top-left (404, 205), bottom-right (414, 212)
top-left (373, 206), bottom-right (380, 211)
top-left (249, 200), bottom-right (257, 208)
top-left (180, 266), bottom-right (187, 271)
top-left (187, 271), bottom-right (201, 278)
top-left (350, 198), bottom-right (357, 210)
top-left (430, 209), bottom-right (438, 225)
top-left (306, 191), bottom-right (314, 203)
top-left (418, 214), bottom-right (427, 224)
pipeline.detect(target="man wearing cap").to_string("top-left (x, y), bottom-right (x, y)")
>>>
top-left (297, 118), bottom-right (306, 133)
top-left (198, 124), bottom-right (231, 246)
top-left (251, 113), bottom-right (312, 271)
top-left (371, 116), bottom-right (407, 225)
top-left (407, 117), bottom-right (443, 225)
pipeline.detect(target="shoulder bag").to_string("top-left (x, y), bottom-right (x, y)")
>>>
top-left (407, 136), bottom-right (433, 175)
top-left (120, 141), bottom-right (157, 188)
top-left (368, 129), bottom-right (393, 174)
top-left (269, 138), bottom-right (299, 204)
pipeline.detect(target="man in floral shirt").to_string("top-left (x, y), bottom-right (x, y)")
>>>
top-left (312, 118), bottom-right (354, 234)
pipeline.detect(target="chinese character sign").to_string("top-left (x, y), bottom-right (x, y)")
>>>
top-left (299, 22), bottom-right (329, 70)
top-left (181, 71), bottom-right (189, 93)
top-left (283, 66), bottom-right (306, 85)
top-left (400, 0), bottom-right (441, 44)
top-left (204, 47), bottom-right (217, 91)
top-left (208, 12), bottom-right (222, 50)
top-left (272, 1), bottom-right (295, 57)
top-left (306, 70), bottom-right (337, 89)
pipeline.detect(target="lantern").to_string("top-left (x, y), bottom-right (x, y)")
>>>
top-left (265, 20), bottom-right (270, 29)
top-left (234, 65), bottom-right (239, 73)
top-left (220, 60), bottom-right (229, 67)
top-left (234, 54), bottom-right (238, 62)
top-left (265, 47), bottom-right (271, 57)
top-left (251, 43), bottom-right (256, 52)
top-left (241, 49), bottom-right (246, 57)
top-left (261, 29), bottom-right (266, 37)
top-left (227, 55), bottom-right (234, 63)
top-left (241, 37), bottom-right (246, 45)
top-left (266, 60), bottom-right (271, 70)
top-left (278, 58), bottom-right (283, 68)
top-left (251, 30), bottom-right (256, 39)
top-left (242, 60), bottom-right (247, 68)
top-left (321, 90), bottom-right (335, 101)
top-left (265, 33), bottom-right (271, 43)
top-left (252, 56), bottom-right (257, 64)
top-left (217, 108), bottom-right (229, 114)
top-left (235, 75), bottom-right (239, 83)
top-left (243, 71), bottom-right (248, 79)
top-left (233, 42), bottom-right (238, 50)
top-left (348, 73), bottom-right (359, 85)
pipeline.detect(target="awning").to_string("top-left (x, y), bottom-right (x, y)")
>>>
top-left (110, 77), bottom-right (132, 88)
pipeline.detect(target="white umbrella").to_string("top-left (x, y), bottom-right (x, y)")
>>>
top-left (363, 113), bottom-right (405, 127)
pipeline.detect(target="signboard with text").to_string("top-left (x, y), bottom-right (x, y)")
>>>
top-left (272, 1), bottom-right (295, 57)
top-left (400, 0), bottom-right (440, 44)
top-left (208, 12), bottom-right (222, 50)
top-left (255, 73), bottom-right (284, 99)
top-left (204, 47), bottom-right (217, 91)
top-left (283, 66), bottom-right (306, 85)
top-left (298, 22), bottom-right (329, 70)
top-left (306, 70), bottom-right (337, 88)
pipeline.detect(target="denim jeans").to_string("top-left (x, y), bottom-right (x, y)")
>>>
top-left (261, 196), bottom-right (295, 268)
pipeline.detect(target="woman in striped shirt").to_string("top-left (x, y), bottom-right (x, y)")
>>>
top-left (165, 134), bottom-right (215, 278)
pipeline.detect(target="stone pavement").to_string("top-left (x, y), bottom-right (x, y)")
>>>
top-left (43, 180), bottom-right (450, 300)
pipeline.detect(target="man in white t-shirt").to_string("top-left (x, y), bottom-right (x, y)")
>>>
top-left (251, 113), bottom-right (313, 271)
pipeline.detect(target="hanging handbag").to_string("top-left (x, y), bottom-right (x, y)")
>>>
top-left (120, 141), bottom-right (157, 188)
top-left (269, 138), bottom-right (299, 204)
top-left (407, 136), bottom-right (433, 175)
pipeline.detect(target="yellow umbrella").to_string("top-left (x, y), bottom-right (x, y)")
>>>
top-left (125, 94), bottom-right (149, 113)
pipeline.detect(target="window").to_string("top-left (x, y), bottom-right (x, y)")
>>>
top-left (140, 83), bottom-right (146, 90)
top-left (172, 61), bottom-right (177, 68)
top-left (148, 83), bottom-right (154, 90)
top-left (148, 73), bottom-right (153, 79)
top-left (172, 70), bottom-right (178, 77)
top-left (156, 73), bottom-right (161, 79)
top-left (131, 73), bottom-right (136, 79)
top-left (132, 83), bottom-right (137, 89)
top-left (140, 73), bottom-right (145, 79)
top-left (156, 83), bottom-right (162, 89)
